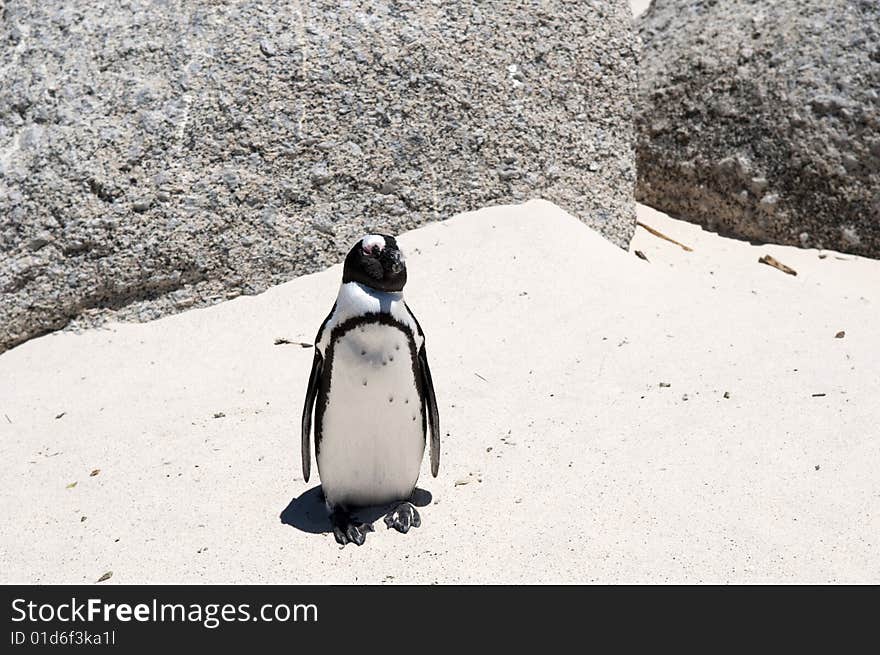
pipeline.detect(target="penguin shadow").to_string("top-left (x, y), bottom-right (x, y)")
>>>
top-left (280, 486), bottom-right (433, 535)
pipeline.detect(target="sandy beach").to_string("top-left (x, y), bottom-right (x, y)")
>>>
top-left (631, 0), bottom-right (651, 15)
top-left (1, 199), bottom-right (877, 584)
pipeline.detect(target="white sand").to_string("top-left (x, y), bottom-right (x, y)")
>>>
top-left (1, 200), bottom-right (878, 584)
top-left (631, 0), bottom-right (651, 17)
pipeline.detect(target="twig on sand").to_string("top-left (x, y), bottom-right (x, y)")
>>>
top-left (274, 338), bottom-right (312, 348)
top-left (3, 414), bottom-right (10, 424)
top-left (758, 254), bottom-right (797, 276)
top-left (474, 372), bottom-right (488, 382)
top-left (636, 222), bottom-right (693, 252)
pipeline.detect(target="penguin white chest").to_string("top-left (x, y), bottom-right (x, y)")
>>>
top-left (317, 322), bottom-right (425, 507)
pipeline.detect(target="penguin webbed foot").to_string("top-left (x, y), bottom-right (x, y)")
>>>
top-left (383, 502), bottom-right (421, 534)
top-left (330, 509), bottom-right (374, 547)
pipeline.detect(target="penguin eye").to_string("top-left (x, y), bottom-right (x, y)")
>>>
top-left (360, 235), bottom-right (385, 257)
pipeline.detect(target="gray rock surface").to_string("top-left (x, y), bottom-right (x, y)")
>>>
top-left (0, 1), bottom-right (638, 353)
top-left (635, 0), bottom-right (880, 257)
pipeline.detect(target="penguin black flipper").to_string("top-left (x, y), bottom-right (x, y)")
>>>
top-left (418, 345), bottom-right (441, 477)
top-left (406, 301), bottom-right (440, 477)
top-left (301, 349), bottom-right (322, 483)
top-left (301, 304), bottom-right (335, 483)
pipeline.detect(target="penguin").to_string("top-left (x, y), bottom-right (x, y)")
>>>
top-left (300, 233), bottom-right (440, 546)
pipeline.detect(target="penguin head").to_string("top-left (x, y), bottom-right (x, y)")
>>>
top-left (342, 234), bottom-right (407, 292)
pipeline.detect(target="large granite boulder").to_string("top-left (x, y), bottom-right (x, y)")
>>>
top-left (0, 1), bottom-right (637, 353)
top-left (636, 0), bottom-right (880, 257)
